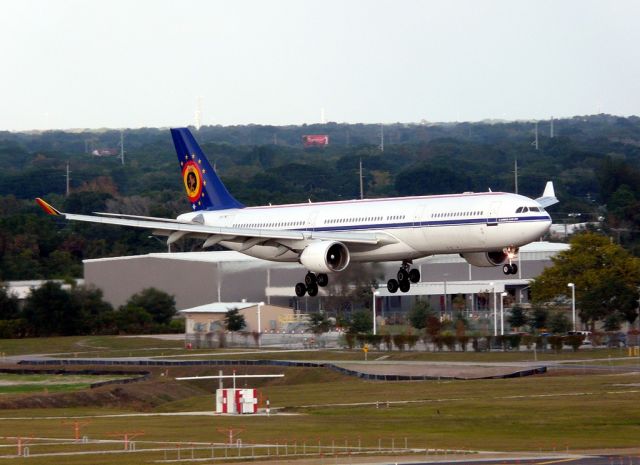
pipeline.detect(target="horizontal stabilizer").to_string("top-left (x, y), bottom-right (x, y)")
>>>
top-left (535, 181), bottom-right (559, 208)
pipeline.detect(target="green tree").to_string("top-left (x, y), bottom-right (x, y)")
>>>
top-left (23, 281), bottom-right (82, 336)
top-left (348, 310), bottom-right (372, 334)
top-left (531, 232), bottom-right (640, 329)
top-left (408, 300), bottom-right (433, 330)
top-left (127, 288), bottom-right (176, 326)
top-left (529, 306), bottom-right (549, 332)
top-left (0, 285), bottom-right (19, 320)
top-left (224, 308), bottom-right (246, 332)
top-left (548, 310), bottom-right (570, 334)
top-left (70, 285), bottom-right (114, 334)
top-left (308, 312), bottom-right (331, 334)
top-left (115, 304), bottom-right (153, 334)
top-left (508, 305), bottom-right (528, 331)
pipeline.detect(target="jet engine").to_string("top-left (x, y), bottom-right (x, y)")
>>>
top-left (300, 241), bottom-right (350, 273)
top-left (460, 251), bottom-right (508, 267)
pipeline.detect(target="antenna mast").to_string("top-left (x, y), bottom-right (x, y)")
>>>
top-left (514, 158), bottom-right (518, 194)
top-left (379, 123), bottom-right (384, 152)
top-left (359, 158), bottom-right (364, 199)
top-left (533, 121), bottom-right (539, 150)
top-left (65, 162), bottom-right (71, 197)
top-left (550, 116), bottom-right (554, 138)
top-left (119, 130), bottom-right (125, 165)
top-left (195, 96), bottom-right (203, 131)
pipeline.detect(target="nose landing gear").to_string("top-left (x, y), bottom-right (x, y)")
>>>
top-left (387, 261), bottom-right (420, 293)
top-left (295, 272), bottom-right (329, 297)
top-left (503, 263), bottom-right (518, 275)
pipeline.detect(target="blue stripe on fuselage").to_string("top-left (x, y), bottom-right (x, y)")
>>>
top-left (296, 215), bottom-right (551, 233)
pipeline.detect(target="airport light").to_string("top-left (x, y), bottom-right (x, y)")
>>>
top-left (500, 292), bottom-right (508, 335)
top-left (372, 291), bottom-right (380, 335)
top-left (490, 282), bottom-right (497, 337)
top-left (257, 301), bottom-right (264, 347)
top-left (567, 283), bottom-right (576, 331)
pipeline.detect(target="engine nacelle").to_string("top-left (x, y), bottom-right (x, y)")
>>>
top-left (460, 251), bottom-right (508, 267)
top-left (300, 241), bottom-right (350, 273)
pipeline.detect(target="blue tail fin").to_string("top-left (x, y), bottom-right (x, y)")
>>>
top-left (170, 128), bottom-right (244, 211)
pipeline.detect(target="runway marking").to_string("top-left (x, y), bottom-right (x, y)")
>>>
top-left (534, 458), bottom-right (580, 465)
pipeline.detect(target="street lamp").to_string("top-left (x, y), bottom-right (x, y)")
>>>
top-left (567, 283), bottom-right (576, 331)
top-left (257, 301), bottom-right (264, 346)
top-left (372, 291), bottom-right (380, 335)
top-left (500, 292), bottom-right (508, 335)
top-left (490, 282), bottom-right (497, 336)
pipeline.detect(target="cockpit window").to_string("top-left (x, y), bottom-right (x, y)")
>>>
top-left (516, 207), bottom-right (523, 213)
top-left (529, 206), bottom-right (540, 212)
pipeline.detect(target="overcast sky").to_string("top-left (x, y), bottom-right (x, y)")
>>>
top-left (1, 0), bottom-right (638, 131)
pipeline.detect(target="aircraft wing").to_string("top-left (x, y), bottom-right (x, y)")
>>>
top-left (35, 198), bottom-right (389, 247)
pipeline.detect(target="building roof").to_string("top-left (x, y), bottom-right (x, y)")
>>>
top-left (178, 301), bottom-right (260, 314)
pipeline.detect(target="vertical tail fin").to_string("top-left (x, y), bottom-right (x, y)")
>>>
top-left (170, 128), bottom-right (244, 211)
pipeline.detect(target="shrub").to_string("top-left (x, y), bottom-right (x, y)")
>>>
top-left (382, 333), bottom-right (392, 351)
top-left (392, 334), bottom-right (407, 351)
top-left (508, 334), bottom-right (522, 351)
top-left (548, 335), bottom-right (564, 353)
top-left (406, 334), bottom-right (419, 350)
top-left (441, 332), bottom-right (456, 351)
top-left (345, 332), bottom-right (356, 349)
top-left (565, 334), bottom-right (584, 351)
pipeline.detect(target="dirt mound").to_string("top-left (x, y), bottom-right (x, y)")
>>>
top-left (0, 378), bottom-right (207, 410)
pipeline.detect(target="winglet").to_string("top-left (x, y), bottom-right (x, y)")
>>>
top-left (35, 198), bottom-right (63, 216)
top-left (535, 181), bottom-right (559, 208)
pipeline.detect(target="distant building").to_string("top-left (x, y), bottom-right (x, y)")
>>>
top-left (4, 279), bottom-right (84, 308)
top-left (302, 134), bottom-right (329, 147)
top-left (91, 148), bottom-right (119, 157)
top-left (179, 301), bottom-right (295, 334)
top-left (83, 242), bottom-right (568, 319)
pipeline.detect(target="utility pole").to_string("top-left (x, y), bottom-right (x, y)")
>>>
top-left (533, 121), bottom-right (539, 150)
top-left (379, 124), bottom-right (384, 152)
top-left (550, 116), bottom-right (554, 138)
top-left (119, 130), bottom-right (125, 165)
top-left (65, 162), bottom-right (71, 197)
top-left (359, 158), bottom-right (364, 199)
top-left (514, 158), bottom-right (518, 195)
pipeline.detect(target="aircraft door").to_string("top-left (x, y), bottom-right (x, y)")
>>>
top-left (486, 201), bottom-right (501, 226)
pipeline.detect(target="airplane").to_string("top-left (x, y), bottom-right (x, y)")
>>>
top-left (36, 127), bottom-right (558, 297)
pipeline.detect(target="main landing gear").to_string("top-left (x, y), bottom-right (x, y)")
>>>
top-left (502, 263), bottom-right (518, 275)
top-left (295, 272), bottom-right (329, 297)
top-left (387, 261), bottom-right (420, 293)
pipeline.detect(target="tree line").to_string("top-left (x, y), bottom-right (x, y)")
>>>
top-left (0, 283), bottom-right (182, 338)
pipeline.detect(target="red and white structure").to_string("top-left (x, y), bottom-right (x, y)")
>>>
top-left (216, 388), bottom-right (258, 414)
top-left (176, 372), bottom-right (284, 415)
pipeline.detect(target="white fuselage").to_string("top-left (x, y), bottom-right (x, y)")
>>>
top-left (177, 191), bottom-right (551, 264)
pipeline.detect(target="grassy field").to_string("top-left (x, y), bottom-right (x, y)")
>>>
top-left (0, 335), bottom-right (183, 357)
top-left (0, 336), bottom-right (639, 463)
top-left (0, 373), bottom-right (138, 395)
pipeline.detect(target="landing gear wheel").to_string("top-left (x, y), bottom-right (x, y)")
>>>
top-left (397, 269), bottom-right (410, 282)
top-left (316, 273), bottom-right (329, 287)
top-left (510, 264), bottom-right (518, 275)
top-left (295, 282), bottom-right (307, 297)
top-left (304, 272), bottom-right (317, 286)
top-left (307, 282), bottom-right (319, 297)
top-left (387, 279), bottom-right (399, 293)
top-left (399, 280), bottom-right (411, 293)
top-left (409, 268), bottom-right (420, 283)
top-left (502, 264), bottom-right (512, 275)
